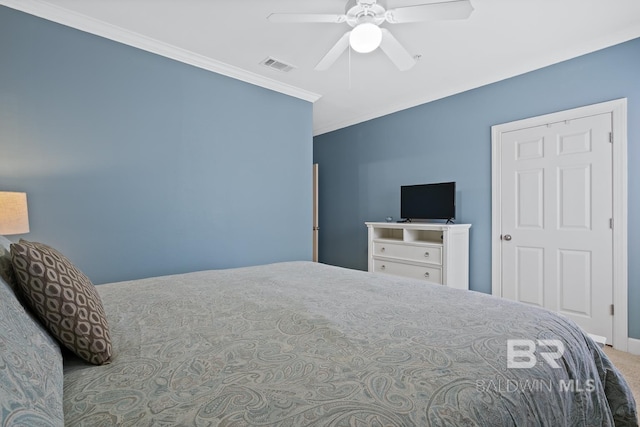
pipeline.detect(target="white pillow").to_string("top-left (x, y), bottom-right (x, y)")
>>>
top-left (0, 235), bottom-right (16, 290)
top-left (0, 235), bottom-right (64, 426)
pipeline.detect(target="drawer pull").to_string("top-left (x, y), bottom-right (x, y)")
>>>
top-left (424, 252), bottom-right (430, 258)
top-left (381, 247), bottom-right (386, 253)
top-left (424, 272), bottom-right (430, 278)
top-left (381, 265), bottom-right (386, 270)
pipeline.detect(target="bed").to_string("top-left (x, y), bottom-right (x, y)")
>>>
top-left (1, 238), bottom-right (637, 426)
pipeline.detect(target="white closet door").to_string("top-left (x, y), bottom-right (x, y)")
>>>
top-left (499, 112), bottom-right (613, 342)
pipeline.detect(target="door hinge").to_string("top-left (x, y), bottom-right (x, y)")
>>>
top-left (609, 218), bottom-right (613, 229)
top-left (609, 132), bottom-right (613, 143)
top-left (610, 304), bottom-right (614, 315)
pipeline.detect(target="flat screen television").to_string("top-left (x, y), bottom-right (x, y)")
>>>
top-left (401, 182), bottom-right (456, 221)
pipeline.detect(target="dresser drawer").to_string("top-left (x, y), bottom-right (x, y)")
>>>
top-left (373, 259), bottom-right (443, 284)
top-left (373, 241), bottom-right (442, 265)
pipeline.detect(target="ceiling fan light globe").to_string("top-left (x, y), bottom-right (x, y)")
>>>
top-left (349, 23), bottom-right (382, 53)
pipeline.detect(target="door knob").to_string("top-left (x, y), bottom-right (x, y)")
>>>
top-left (503, 234), bottom-right (512, 241)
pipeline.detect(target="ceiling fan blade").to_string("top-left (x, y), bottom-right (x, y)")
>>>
top-left (315, 31), bottom-right (351, 71)
top-left (379, 29), bottom-right (416, 71)
top-left (267, 13), bottom-right (346, 24)
top-left (385, 0), bottom-right (474, 24)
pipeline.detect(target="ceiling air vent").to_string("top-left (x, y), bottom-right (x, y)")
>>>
top-left (261, 57), bottom-right (295, 72)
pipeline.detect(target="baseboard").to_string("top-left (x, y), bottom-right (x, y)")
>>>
top-left (588, 333), bottom-right (607, 348)
top-left (627, 337), bottom-right (640, 355)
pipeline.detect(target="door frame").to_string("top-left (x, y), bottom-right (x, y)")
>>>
top-left (491, 98), bottom-right (628, 351)
top-left (312, 163), bottom-right (319, 262)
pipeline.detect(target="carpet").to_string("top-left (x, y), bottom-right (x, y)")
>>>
top-left (603, 345), bottom-right (639, 418)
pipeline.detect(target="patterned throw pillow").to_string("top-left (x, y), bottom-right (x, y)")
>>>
top-left (10, 240), bottom-right (112, 365)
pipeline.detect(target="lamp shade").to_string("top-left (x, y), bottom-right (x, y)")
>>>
top-left (349, 23), bottom-right (382, 53)
top-left (0, 192), bottom-right (30, 235)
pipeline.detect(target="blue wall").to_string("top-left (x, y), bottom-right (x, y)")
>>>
top-left (314, 38), bottom-right (640, 339)
top-left (0, 6), bottom-right (313, 284)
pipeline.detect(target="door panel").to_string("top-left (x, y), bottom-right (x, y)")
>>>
top-left (517, 169), bottom-right (544, 229)
top-left (558, 249), bottom-right (591, 316)
top-left (516, 246), bottom-right (544, 306)
top-left (558, 165), bottom-right (591, 229)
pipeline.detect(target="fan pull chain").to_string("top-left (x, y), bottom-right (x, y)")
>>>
top-left (348, 45), bottom-right (352, 90)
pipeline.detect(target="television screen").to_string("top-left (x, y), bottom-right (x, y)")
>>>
top-left (401, 182), bottom-right (456, 221)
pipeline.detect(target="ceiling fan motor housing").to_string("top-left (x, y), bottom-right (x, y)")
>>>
top-left (345, 0), bottom-right (386, 27)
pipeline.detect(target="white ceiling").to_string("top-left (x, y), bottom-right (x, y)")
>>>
top-left (3, 0), bottom-right (640, 135)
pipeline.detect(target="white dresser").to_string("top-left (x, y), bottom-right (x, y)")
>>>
top-left (365, 222), bottom-right (471, 290)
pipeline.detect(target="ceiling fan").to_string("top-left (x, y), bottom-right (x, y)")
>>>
top-left (268, 0), bottom-right (474, 71)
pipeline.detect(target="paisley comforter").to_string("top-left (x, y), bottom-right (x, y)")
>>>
top-left (63, 261), bottom-right (637, 426)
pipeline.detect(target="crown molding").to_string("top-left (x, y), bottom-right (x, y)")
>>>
top-left (0, 0), bottom-right (321, 103)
